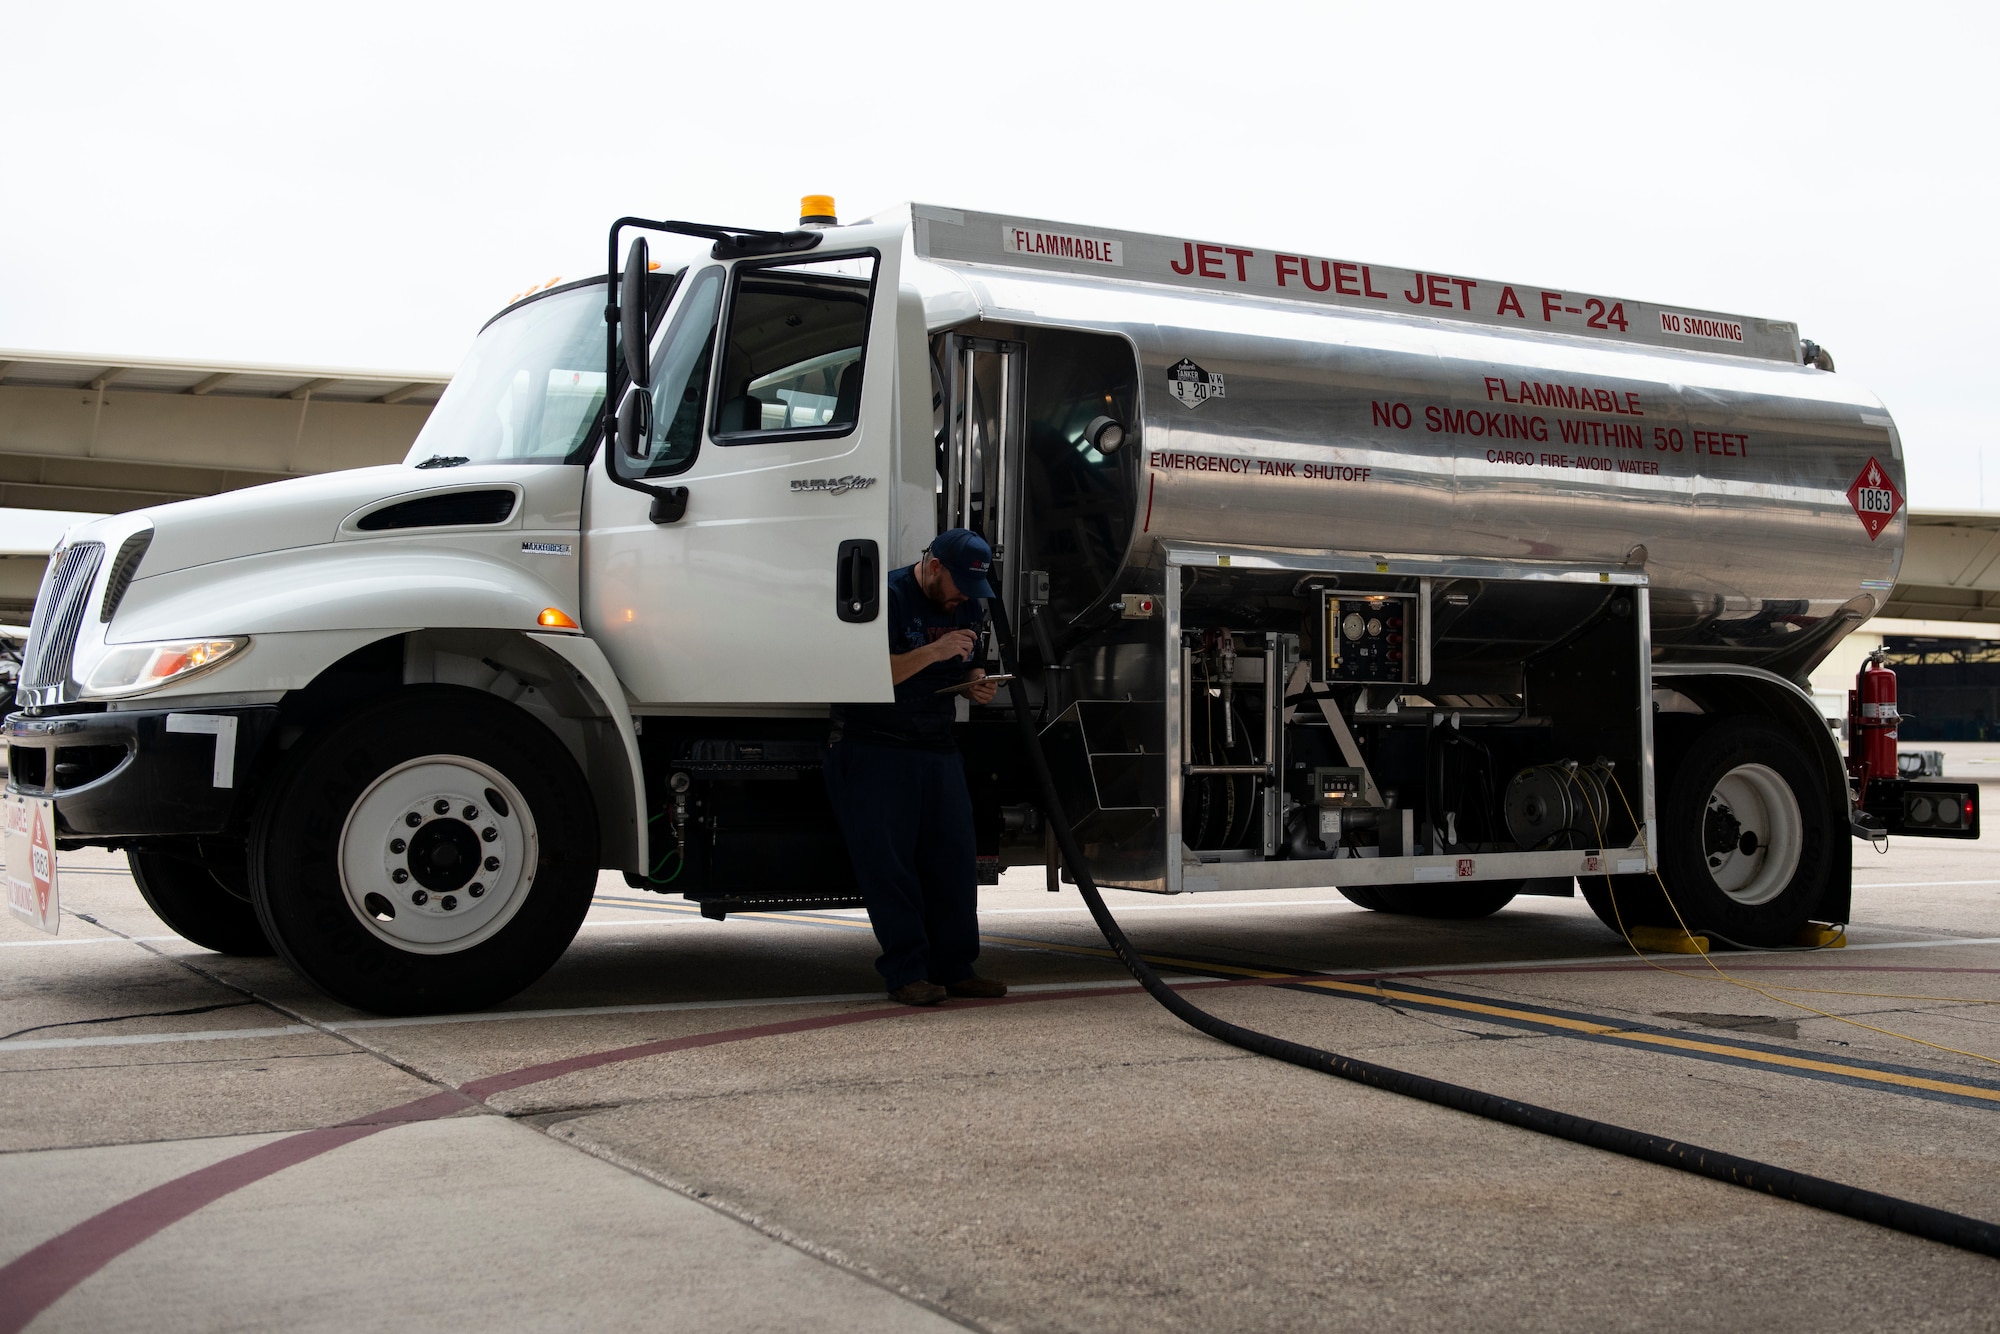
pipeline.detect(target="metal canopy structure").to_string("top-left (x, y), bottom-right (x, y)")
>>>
top-left (0, 348), bottom-right (448, 515)
top-left (0, 349), bottom-right (447, 405)
top-left (1881, 511), bottom-right (2000, 623)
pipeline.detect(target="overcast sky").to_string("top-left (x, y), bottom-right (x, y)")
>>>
top-left (3, 2), bottom-right (1993, 506)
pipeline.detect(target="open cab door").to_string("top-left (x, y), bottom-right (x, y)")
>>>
top-left (585, 217), bottom-right (908, 705)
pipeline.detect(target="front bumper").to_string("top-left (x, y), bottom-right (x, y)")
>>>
top-left (4, 705), bottom-right (279, 841)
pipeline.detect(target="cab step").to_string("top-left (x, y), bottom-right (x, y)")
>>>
top-left (693, 895), bottom-right (866, 921)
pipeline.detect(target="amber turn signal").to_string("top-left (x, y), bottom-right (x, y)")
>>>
top-left (538, 608), bottom-right (580, 630)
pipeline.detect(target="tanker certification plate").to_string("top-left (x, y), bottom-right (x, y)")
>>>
top-left (1167, 357), bottom-right (1225, 409)
top-left (4, 792), bottom-right (59, 934)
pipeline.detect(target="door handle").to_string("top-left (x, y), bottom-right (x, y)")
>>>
top-left (836, 539), bottom-right (878, 622)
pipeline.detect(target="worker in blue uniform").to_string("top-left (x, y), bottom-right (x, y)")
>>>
top-left (825, 528), bottom-right (1009, 1006)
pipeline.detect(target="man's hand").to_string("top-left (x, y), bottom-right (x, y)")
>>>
top-left (964, 668), bottom-right (997, 705)
top-left (931, 629), bottom-right (977, 664)
top-left (889, 628), bottom-right (980, 685)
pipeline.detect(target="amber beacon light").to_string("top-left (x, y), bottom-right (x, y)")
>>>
top-left (799, 195), bottom-right (838, 227)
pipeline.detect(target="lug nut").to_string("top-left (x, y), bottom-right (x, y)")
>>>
top-left (405, 812), bottom-right (422, 828)
top-left (440, 895), bottom-right (457, 911)
top-left (390, 838), bottom-right (407, 854)
top-left (462, 805), bottom-right (479, 821)
top-left (468, 882), bottom-right (486, 898)
top-left (411, 889), bottom-right (429, 905)
top-left (484, 856), bottom-right (500, 872)
top-left (433, 799), bottom-right (451, 815)
top-left (482, 827), bottom-right (498, 843)
top-left (391, 868), bottom-right (410, 884)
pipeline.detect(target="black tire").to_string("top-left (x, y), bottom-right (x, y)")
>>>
top-left (250, 687), bottom-right (600, 1015)
top-left (1582, 717), bottom-right (1830, 947)
top-left (1337, 880), bottom-right (1521, 919)
top-left (129, 843), bottom-right (274, 956)
top-left (1579, 873), bottom-right (1669, 937)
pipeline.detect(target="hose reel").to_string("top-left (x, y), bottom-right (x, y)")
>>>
top-left (1504, 760), bottom-right (1614, 849)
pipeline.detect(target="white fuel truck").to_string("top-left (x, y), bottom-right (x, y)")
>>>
top-left (4, 201), bottom-right (1978, 1013)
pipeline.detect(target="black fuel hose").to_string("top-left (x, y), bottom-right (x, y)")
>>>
top-left (988, 600), bottom-right (2000, 1261)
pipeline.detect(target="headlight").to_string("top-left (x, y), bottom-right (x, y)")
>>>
top-left (82, 638), bottom-right (249, 697)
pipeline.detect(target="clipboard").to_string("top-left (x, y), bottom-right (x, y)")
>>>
top-left (934, 673), bottom-right (1014, 695)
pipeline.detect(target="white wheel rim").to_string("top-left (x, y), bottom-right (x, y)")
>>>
top-left (337, 755), bottom-right (538, 955)
top-left (1701, 763), bottom-right (1802, 907)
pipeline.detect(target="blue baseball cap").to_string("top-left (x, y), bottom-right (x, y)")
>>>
top-left (929, 528), bottom-right (995, 600)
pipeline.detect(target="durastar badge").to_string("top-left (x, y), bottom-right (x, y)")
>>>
top-left (790, 476), bottom-right (877, 495)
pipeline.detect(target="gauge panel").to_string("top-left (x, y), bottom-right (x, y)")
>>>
top-left (1320, 592), bottom-right (1417, 685)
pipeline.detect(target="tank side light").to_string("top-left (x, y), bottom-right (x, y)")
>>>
top-left (1083, 415), bottom-right (1126, 454)
top-left (538, 608), bottom-right (580, 630)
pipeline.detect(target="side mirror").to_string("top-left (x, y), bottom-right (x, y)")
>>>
top-left (617, 387), bottom-right (652, 460)
top-left (621, 237), bottom-right (650, 389)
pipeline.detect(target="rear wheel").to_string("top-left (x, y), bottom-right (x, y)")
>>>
top-left (129, 841), bottom-right (273, 955)
top-left (1338, 880), bottom-right (1521, 919)
top-left (1582, 718), bottom-right (1829, 947)
top-left (250, 688), bottom-right (599, 1015)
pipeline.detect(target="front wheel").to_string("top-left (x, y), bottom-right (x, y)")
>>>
top-left (250, 688), bottom-right (600, 1015)
top-left (1582, 718), bottom-right (1830, 947)
top-left (129, 841), bottom-right (273, 955)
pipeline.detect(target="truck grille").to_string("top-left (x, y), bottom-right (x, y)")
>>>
top-left (18, 541), bottom-right (105, 708)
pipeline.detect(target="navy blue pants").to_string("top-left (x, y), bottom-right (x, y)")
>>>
top-left (823, 741), bottom-right (979, 991)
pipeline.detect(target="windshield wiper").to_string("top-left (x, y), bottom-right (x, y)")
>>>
top-left (415, 455), bottom-right (470, 470)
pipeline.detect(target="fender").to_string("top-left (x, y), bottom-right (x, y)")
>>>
top-left (1651, 662), bottom-right (1854, 923)
top-left (113, 627), bottom-right (649, 872)
top-left (64, 540), bottom-right (643, 871)
top-left (527, 630), bottom-right (648, 873)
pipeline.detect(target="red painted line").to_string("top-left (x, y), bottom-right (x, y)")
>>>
top-left (0, 1125), bottom-right (382, 1332)
top-left (0, 1088), bottom-right (471, 1334)
top-left (1142, 474), bottom-right (1156, 533)
top-left (0, 982), bottom-right (1223, 1330)
top-left (461, 1003), bottom-right (912, 1098)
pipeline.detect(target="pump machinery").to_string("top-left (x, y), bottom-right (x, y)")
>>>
top-left (2, 198), bottom-right (1979, 1014)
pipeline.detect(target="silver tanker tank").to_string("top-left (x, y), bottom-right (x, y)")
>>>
top-left (909, 206), bottom-right (1903, 678)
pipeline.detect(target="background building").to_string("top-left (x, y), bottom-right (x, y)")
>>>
top-left (0, 347), bottom-right (446, 621)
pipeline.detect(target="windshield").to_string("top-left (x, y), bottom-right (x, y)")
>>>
top-left (403, 283), bottom-right (613, 466)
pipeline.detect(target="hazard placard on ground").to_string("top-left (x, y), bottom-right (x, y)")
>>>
top-left (5, 791), bottom-right (60, 934)
top-left (1847, 456), bottom-right (1904, 540)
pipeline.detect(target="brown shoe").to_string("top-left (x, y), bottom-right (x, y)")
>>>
top-left (889, 980), bottom-right (947, 1007)
top-left (941, 975), bottom-right (1007, 999)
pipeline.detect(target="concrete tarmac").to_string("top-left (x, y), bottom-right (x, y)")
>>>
top-left (7, 803), bottom-right (2000, 1329)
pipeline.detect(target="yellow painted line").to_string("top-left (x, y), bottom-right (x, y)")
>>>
top-left (1289, 976), bottom-right (2000, 1106)
top-left (600, 909), bottom-right (2000, 1106)
top-left (985, 933), bottom-right (2000, 1106)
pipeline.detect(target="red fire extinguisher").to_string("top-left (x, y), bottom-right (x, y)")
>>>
top-left (1849, 651), bottom-right (1899, 798)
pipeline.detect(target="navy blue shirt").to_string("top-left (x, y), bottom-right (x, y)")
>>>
top-left (831, 564), bottom-right (985, 750)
